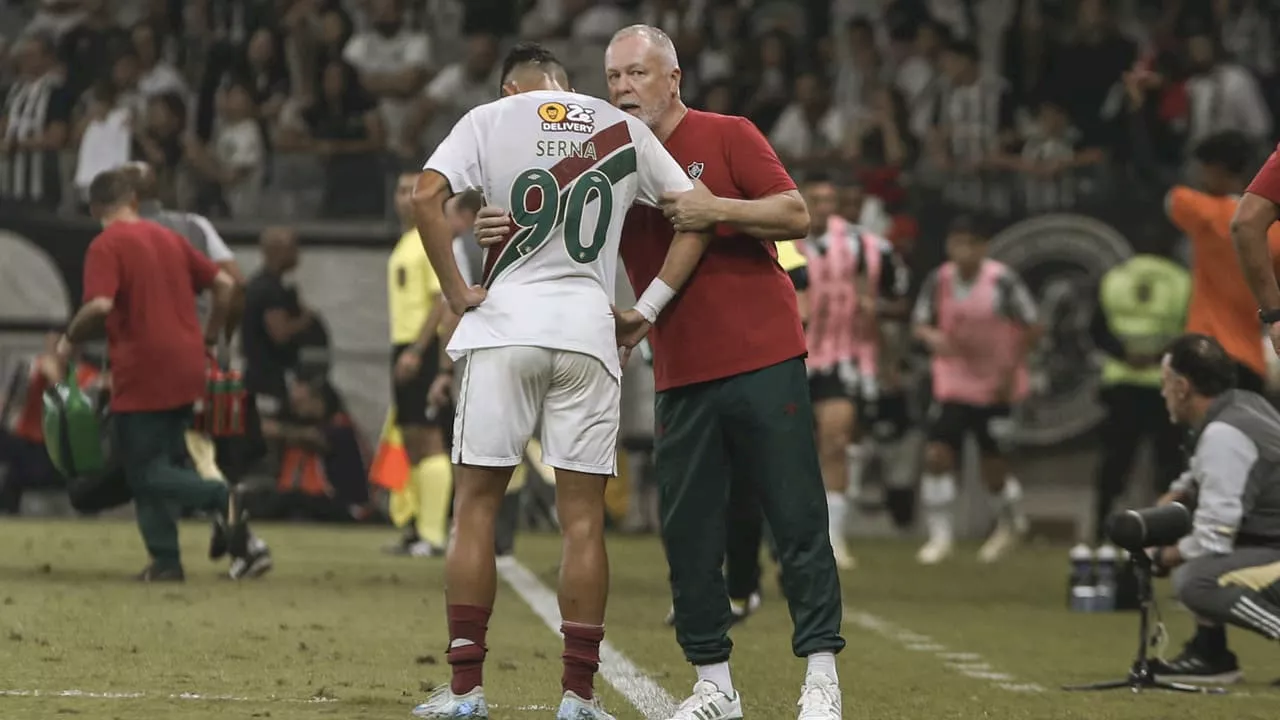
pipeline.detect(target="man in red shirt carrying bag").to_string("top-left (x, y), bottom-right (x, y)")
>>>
top-left (56, 169), bottom-right (272, 582)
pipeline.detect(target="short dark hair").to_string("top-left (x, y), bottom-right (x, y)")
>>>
top-left (87, 169), bottom-right (135, 210)
top-left (1165, 333), bottom-right (1237, 397)
top-left (1192, 131), bottom-right (1253, 177)
top-left (499, 41), bottom-right (568, 94)
top-left (947, 214), bottom-right (992, 240)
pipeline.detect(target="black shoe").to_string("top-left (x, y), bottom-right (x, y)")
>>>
top-left (136, 564), bottom-right (185, 582)
top-left (209, 518), bottom-right (228, 560)
top-left (229, 535), bottom-right (273, 580)
top-left (1149, 645), bottom-right (1242, 684)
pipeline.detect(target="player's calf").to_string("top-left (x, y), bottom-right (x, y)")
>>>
top-left (555, 469), bottom-right (611, 702)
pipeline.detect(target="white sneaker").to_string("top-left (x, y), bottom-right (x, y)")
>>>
top-left (796, 673), bottom-right (842, 719)
top-left (410, 685), bottom-right (488, 718)
top-left (916, 535), bottom-right (953, 565)
top-left (977, 514), bottom-right (1027, 564)
top-left (830, 536), bottom-right (857, 570)
top-left (556, 690), bottom-right (616, 719)
top-left (664, 680), bottom-right (743, 720)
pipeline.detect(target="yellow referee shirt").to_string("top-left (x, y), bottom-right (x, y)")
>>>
top-left (388, 229), bottom-right (442, 345)
top-left (775, 240), bottom-right (807, 273)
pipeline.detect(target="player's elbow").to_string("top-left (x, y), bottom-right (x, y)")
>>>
top-left (411, 171), bottom-right (450, 216)
top-left (782, 194), bottom-right (810, 239)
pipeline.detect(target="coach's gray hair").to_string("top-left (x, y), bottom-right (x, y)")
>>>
top-left (609, 24), bottom-right (680, 70)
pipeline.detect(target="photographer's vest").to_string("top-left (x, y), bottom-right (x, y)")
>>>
top-left (1198, 390), bottom-right (1280, 548)
top-left (1098, 256), bottom-right (1190, 387)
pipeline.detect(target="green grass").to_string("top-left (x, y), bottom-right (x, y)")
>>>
top-left (0, 520), bottom-right (1276, 719)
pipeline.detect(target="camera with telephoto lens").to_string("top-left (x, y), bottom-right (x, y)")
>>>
top-left (1107, 503), bottom-right (1193, 555)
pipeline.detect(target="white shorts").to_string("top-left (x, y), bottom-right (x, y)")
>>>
top-left (452, 346), bottom-right (621, 476)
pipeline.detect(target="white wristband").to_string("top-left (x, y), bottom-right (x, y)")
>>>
top-left (634, 278), bottom-right (676, 324)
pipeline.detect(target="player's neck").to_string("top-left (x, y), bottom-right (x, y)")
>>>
top-left (102, 208), bottom-right (140, 226)
top-left (652, 101), bottom-right (689, 143)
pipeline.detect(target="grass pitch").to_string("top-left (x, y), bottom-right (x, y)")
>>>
top-left (0, 519), bottom-right (1276, 719)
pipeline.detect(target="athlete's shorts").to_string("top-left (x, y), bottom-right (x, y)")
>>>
top-left (392, 340), bottom-right (442, 427)
top-left (864, 391), bottom-right (910, 443)
top-left (926, 401), bottom-right (1013, 455)
top-left (808, 359), bottom-right (877, 404)
top-left (452, 346), bottom-right (620, 476)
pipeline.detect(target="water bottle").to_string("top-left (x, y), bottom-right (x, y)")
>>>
top-left (1068, 543), bottom-right (1096, 612)
top-left (1094, 545), bottom-right (1119, 612)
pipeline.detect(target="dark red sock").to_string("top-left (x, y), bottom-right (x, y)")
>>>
top-left (447, 604), bottom-right (491, 694)
top-left (562, 622), bottom-right (605, 699)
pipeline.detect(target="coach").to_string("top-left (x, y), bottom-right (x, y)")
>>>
top-left (474, 24), bottom-right (843, 719)
top-left (1146, 334), bottom-right (1280, 684)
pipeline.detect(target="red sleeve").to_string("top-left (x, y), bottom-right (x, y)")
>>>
top-left (179, 230), bottom-right (220, 290)
top-left (82, 233), bottom-right (120, 302)
top-left (1246, 145), bottom-right (1280, 205)
top-left (726, 116), bottom-right (797, 199)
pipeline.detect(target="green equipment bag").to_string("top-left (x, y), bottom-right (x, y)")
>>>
top-left (42, 360), bottom-right (107, 479)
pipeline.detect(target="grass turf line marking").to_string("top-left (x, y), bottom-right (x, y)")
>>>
top-left (498, 556), bottom-right (678, 718)
top-left (845, 607), bottom-right (1046, 693)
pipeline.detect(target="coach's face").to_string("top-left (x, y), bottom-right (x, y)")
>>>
top-left (605, 35), bottom-right (680, 129)
top-left (803, 182), bottom-right (837, 235)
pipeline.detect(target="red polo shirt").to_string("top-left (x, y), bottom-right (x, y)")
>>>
top-left (620, 109), bottom-right (807, 391)
top-left (83, 218), bottom-right (218, 412)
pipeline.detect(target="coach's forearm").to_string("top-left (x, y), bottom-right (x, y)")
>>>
top-left (655, 231), bottom-right (712, 293)
top-left (713, 191), bottom-right (809, 241)
top-left (1231, 192), bottom-right (1280, 311)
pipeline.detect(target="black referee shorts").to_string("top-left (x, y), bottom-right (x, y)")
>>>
top-left (392, 340), bottom-right (444, 428)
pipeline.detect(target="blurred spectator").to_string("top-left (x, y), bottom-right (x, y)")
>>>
top-left (929, 38), bottom-right (1016, 172)
top-left (693, 0), bottom-right (746, 91)
top-left (834, 18), bottom-right (886, 122)
top-left (1183, 27), bottom-right (1271, 146)
top-left (130, 92), bottom-right (187, 208)
top-left (242, 27), bottom-right (292, 126)
top-left (699, 80), bottom-right (735, 115)
top-left (400, 32), bottom-right (499, 158)
top-left (312, 4), bottom-right (355, 72)
top-left (278, 59), bottom-right (385, 218)
top-left (1003, 99), bottom-right (1105, 213)
top-left (241, 226), bottom-right (313, 407)
top-left (71, 73), bottom-right (137, 205)
top-left (520, 0), bottom-right (631, 42)
top-left (771, 71), bottom-right (844, 175)
top-left (838, 180), bottom-right (892, 237)
top-left (58, 0), bottom-right (131, 102)
top-left (897, 17), bottom-right (947, 139)
top-left (843, 84), bottom-right (915, 170)
top-left (187, 80), bottom-right (265, 217)
top-left (342, 0), bottom-right (431, 152)
top-left (0, 32), bottom-right (72, 210)
top-left (742, 29), bottom-right (795, 134)
top-left (130, 21), bottom-right (188, 99)
top-left (1042, 0), bottom-right (1136, 151)
top-left (21, 0), bottom-right (89, 42)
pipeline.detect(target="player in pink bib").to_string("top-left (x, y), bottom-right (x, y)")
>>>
top-left (800, 177), bottom-right (909, 569)
top-left (911, 216), bottom-right (1042, 565)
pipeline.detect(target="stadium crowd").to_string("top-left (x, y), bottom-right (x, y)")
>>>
top-left (5, 1), bottom-right (1280, 558)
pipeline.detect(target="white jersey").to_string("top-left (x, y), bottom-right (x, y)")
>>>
top-left (424, 90), bottom-right (693, 379)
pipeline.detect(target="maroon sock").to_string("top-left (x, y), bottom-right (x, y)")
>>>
top-left (562, 622), bottom-right (605, 699)
top-left (447, 604), bottom-right (491, 694)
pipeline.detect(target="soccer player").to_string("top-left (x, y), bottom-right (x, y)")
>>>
top-left (798, 175), bottom-right (909, 569)
top-left (408, 42), bottom-right (711, 719)
top-left (56, 168), bottom-right (271, 581)
top-left (475, 25), bottom-right (846, 720)
top-left (912, 216), bottom-right (1041, 566)
top-left (384, 171), bottom-right (454, 558)
top-left (1165, 131), bottom-right (1280, 391)
top-left (1231, 140), bottom-right (1280, 358)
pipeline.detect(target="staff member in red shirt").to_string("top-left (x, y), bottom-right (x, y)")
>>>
top-left (1231, 141), bottom-right (1280, 358)
top-left (473, 25), bottom-right (844, 720)
top-left (55, 168), bottom-right (272, 582)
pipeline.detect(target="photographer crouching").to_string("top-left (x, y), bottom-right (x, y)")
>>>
top-left (1146, 334), bottom-right (1280, 684)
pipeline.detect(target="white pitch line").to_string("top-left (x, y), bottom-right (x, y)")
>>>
top-left (845, 607), bottom-right (1045, 693)
top-left (498, 556), bottom-right (677, 719)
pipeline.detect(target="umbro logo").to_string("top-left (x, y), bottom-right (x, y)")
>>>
top-left (687, 161), bottom-right (704, 179)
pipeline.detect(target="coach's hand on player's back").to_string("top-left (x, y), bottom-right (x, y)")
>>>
top-left (660, 179), bottom-right (720, 232)
top-left (447, 285), bottom-right (488, 315)
top-left (473, 206), bottom-right (513, 248)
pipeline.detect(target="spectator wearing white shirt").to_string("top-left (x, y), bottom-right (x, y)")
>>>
top-left (342, 0), bottom-right (431, 151)
top-left (1184, 30), bottom-right (1272, 147)
top-left (770, 71), bottom-right (844, 175)
top-left (130, 22), bottom-right (188, 100)
top-left (399, 33), bottom-right (499, 159)
top-left (187, 80), bottom-right (264, 217)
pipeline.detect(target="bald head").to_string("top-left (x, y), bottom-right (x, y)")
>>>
top-left (119, 161), bottom-right (158, 201)
top-left (609, 25), bottom-right (680, 71)
top-left (260, 226), bottom-right (299, 271)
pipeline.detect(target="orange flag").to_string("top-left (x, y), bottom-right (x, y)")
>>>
top-left (369, 410), bottom-right (410, 492)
